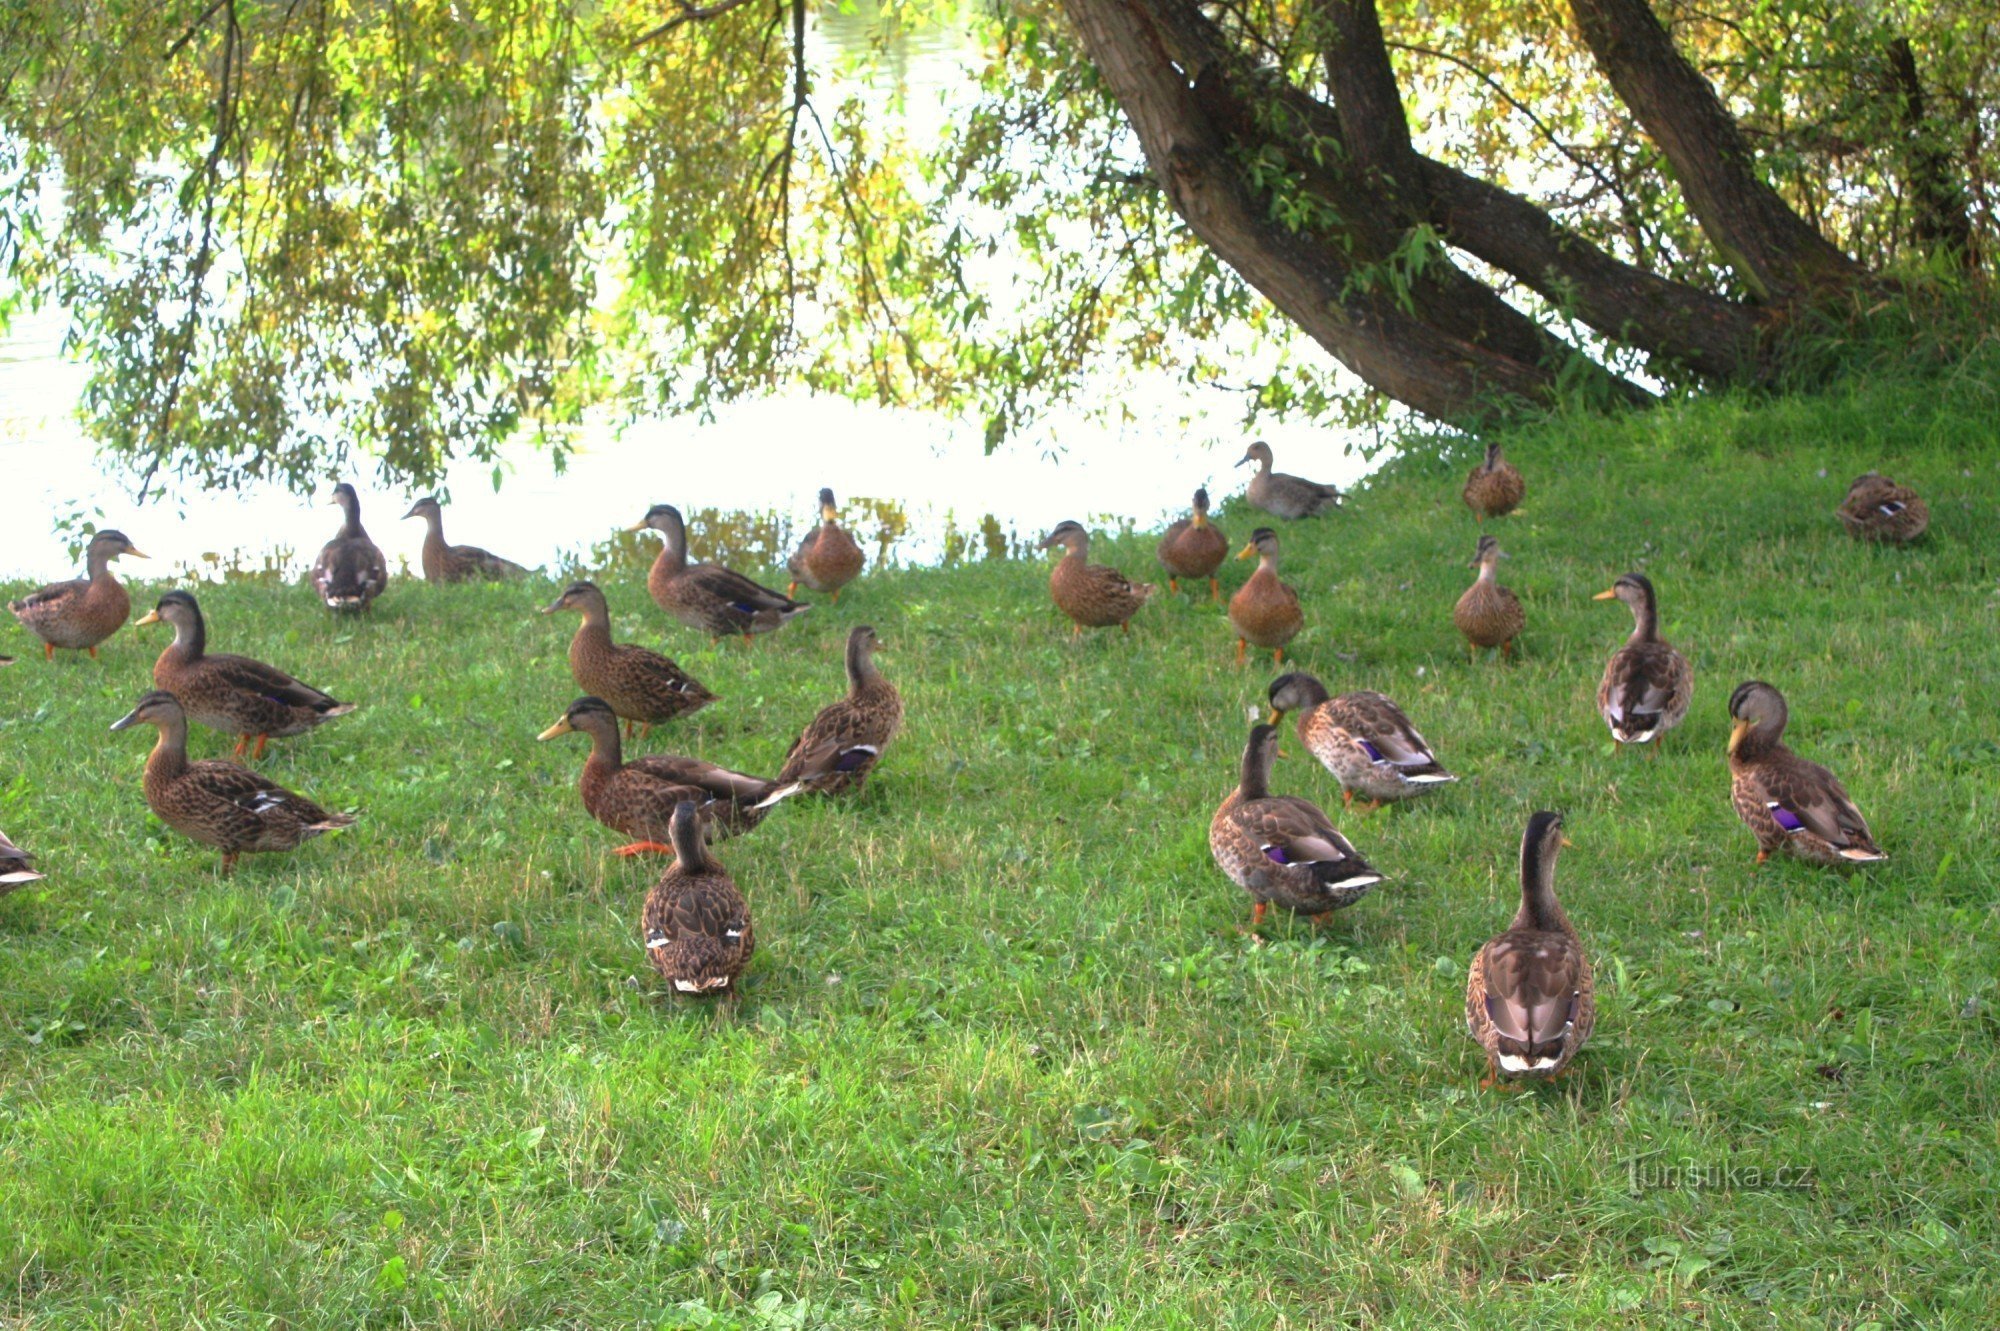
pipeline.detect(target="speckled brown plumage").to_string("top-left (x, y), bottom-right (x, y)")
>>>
top-left (1593, 572), bottom-right (1691, 750)
top-left (762, 626), bottom-right (903, 805)
top-left (633, 503), bottom-right (809, 639)
top-left (1727, 681), bottom-right (1885, 868)
top-left (1835, 472), bottom-right (1928, 544)
top-left (1466, 812), bottom-right (1593, 1085)
top-left (1462, 442), bottom-right (1525, 519)
top-left (543, 582), bottom-right (714, 735)
top-left (8, 529), bottom-right (143, 659)
top-left (1227, 528), bottom-right (1303, 664)
top-left (1267, 672), bottom-right (1456, 808)
top-left (1040, 521), bottom-right (1154, 633)
top-left (1210, 724), bottom-right (1382, 927)
top-left (403, 496), bottom-right (529, 582)
top-left (539, 697), bottom-right (774, 852)
top-left (311, 484), bottom-right (389, 611)
top-left (1453, 535), bottom-right (1523, 658)
top-left (1156, 488), bottom-right (1230, 600)
top-left (111, 691), bottom-right (356, 874)
top-left (1237, 442), bottom-right (1339, 519)
top-left (642, 801), bottom-right (755, 995)
top-left (141, 591), bottom-right (357, 759)
top-left (788, 488), bottom-right (867, 601)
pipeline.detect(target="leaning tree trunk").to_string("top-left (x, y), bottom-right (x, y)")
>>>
top-left (1886, 36), bottom-right (1977, 270)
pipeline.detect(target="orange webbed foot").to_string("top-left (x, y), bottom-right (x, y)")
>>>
top-left (612, 841), bottom-right (676, 857)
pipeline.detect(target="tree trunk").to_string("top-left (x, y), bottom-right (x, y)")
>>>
top-left (1568, 0), bottom-right (1861, 301)
top-left (1886, 36), bottom-right (1976, 270)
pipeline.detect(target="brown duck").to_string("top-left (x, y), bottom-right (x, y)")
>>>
top-left (0, 828), bottom-right (42, 893)
top-left (1453, 535), bottom-right (1523, 659)
top-left (1237, 441), bottom-right (1339, 519)
top-left (787, 488), bottom-right (867, 601)
top-left (140, 590), bottom-right (358, 759)
top-left (1593, 572), bottom-right (1692, 753)
top-left (311, 484), bottom-right (389, 611)
top-left (1228, 528), bottom-right (1303, 665)
top-left (1462, 442), bottom-right (1525, 519)
top-left (1267, 672), bottom-right (1456, 811)
top-left (1155, 487), bottom-right (1230, 601)
top-left (759, 625), bottom-right (903, 806)
top-left (110, 691), bottom-right (356, 874)
top-left (631, 503), bottom-right (808, 640)
top-left (1727, 680), bottom-right (1886, 868)
top-left (1040, 520), bottom-right (1153, 635)
top-left (8, 529), bottom-right (145, 660)
top-left (1209, 723), bottom-right (1383, 930)
top-left (1835, 472), bottom-right (1928, 544)
top-left (542, 581), bottom-right (715, 737)
top-left (538, 697), bottom-right (777, 853)
top-left (1466, 811), bottom-right (1594, 1087)
top-left (402, 496), bottom-right (529, 582)
top-left (643, 801), bottom-right (755, 996)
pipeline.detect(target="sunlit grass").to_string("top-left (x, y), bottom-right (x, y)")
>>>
top-left (2, 369), bottom-right (1997, 1326)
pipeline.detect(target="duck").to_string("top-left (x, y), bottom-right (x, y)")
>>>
top-left (758, 625), bottom-right (904, 806)
top-left (1237, 441), bottom-right (1339, 519)
top-left (7, 529), bottom-right (145, 660)
top-left (1228, 528), bottom-right (1304, 664)
top-left (0, 828), bottom-right (42, 892)
top-left (630, 503), bottom-right (809, 641)
top-left (1593, 572), bottom-right (1692, 753)
top-left (1453, 535), bottom-right (1523, 659)
top-left (1155, 487), bottom-right (1230, 601)
top-left (642, 801), bottom-right (755, 996)
top-left (538, 697), bottom-right (777, 853)
top-left (1836, 472), bottom-right (1928, 544)
top-left (1040, 520), bottom-right (1154, 635)
top-left (138, 590), bottom-right (358, 759)
top-left (110, 691), bottom-right (356, 874)
top-left (1727, 680), bottom-right (1886, 868)
top-left (1462, 442), bottom-right (1525, 519)
top-left (1267, 672), bottom-right (1456, 811)
top-left (1210, 723), bottom-right (1383, 931)
top-left (402, 496), bottom-right (530, 582)
top-left (787, 488), bottom-right (867, 601)
top-left (1465, 810), bottom-right (1594, 1087)
top-left (542, 582), bottom-right (715, 737)
top-left (311, 483), bottom-right (389, 611)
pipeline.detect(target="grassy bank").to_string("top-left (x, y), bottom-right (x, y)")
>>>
top-left (2, 369), bottom-right (1998, 1328)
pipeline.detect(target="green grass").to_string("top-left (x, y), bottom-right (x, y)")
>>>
top-left (3, 368), bottom-right (1999, 1328)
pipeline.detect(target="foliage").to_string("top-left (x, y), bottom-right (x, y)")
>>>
top-left (2, 373), bottom-right (1999, 1322)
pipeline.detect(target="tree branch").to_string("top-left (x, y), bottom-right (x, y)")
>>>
top-left (631, 0), bottom-right (759, 47)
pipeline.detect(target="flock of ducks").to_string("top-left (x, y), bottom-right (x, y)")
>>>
top-left (1, 446), bottom-right (1929, 1082)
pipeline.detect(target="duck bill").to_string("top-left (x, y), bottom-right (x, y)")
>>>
top-left (109, 707), bottom-right (144, 732)
top-left (401, 503), bottom-right (425, 520)
top-left (538, 598), bottom-right (566, 615)
top-left (1727, 719), bottom-right (1750, 756)
top-left (1266, 708), bottom-right (1283, 726)
top-left (1591, 588), bottom-right (1618, 600)
top-left (1236, 544), bottom-right (1256, 560)
top-left (1234, 454), bottom-right (1253, 468)
top-left (1560, 835), bottom-right (1576, 849)
top-left (536, 718), bottom-right (574, 741)
top-left (135, 609), bottom-right (162, 627)
top-left (625, 519), bottom-right (650, 533)
top-left (124, 548), bottom-right (149, 560)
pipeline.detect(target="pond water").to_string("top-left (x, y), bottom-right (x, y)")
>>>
top-left (0, 3), bottom-right (1380, 585)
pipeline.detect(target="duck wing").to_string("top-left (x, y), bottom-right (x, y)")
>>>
top-left (1479, 929), bottom-right (1585, 1059)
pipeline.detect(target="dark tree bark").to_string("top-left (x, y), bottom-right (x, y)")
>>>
top-left (1568, 0), bottom-right (1861, 300)
top-left (1886, 36), bottom-right (1977, 270)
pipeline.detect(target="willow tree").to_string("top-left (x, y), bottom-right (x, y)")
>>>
top-left (0, 0), bottom-right (1992, 490)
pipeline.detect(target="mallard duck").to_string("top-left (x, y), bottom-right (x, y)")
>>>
top-left (1040, 520), bottom-right (1154, 635)
top-left (1228, 528), bottom-right (1304, 664)
top-left (1210, 723), bottom-right (1382, 930)
top-left (643, 801), bottom-right (755, 995)
top-left (311, 483), bottom-right (389, 611)
top-left (402, 496), bottom-right (529, 582)
top-left (542, 582), bottom-right (715, 736)
top-left (1156, 487), bottom-right (1230, 601)
top-left (1593, 572), bottom-right (1692, 753)
top-left (0, 828), bottom-right (42, 892)
top-left (1267, 672), bottom-right (1456, 810)
top-left (8, 529), bottom-right (145, 660)
top-left (1237, 441), bottom-right (1339, 519)
top-left (110, 691), bottom-right (356, 874)
top-left (1728, 680), bottom-right (1886, 867)
top-left (631, 503), bottom-right (809, 641)
top-left (1466, 811), bottom-right (1594, 1087)
top-left (787, 488), bottom-right (866, 601)
top-left (138, 591), bottom-right (358, 759)
top-left (1462, 442), bottom-right (1525, 519)
top-left (1836, 472), bottom-right (1929, 544)
top-left (758, 625), bottom-right (903, 806)
top-left (538, 697), bottom-right (777, 853)
top-left (1453, 535), bottom-right (1523, 659)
